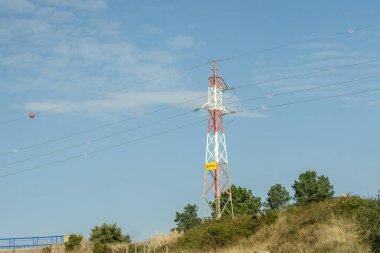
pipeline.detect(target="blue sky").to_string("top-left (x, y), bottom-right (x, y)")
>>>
top-left (1, 0), bottom-right (380, 241)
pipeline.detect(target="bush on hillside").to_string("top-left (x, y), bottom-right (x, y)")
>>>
top-left (356, 195), bottom-right (380, 253)
top-left (174, 214), bottom-right (277, 251)
top-left (93, 242), bottom-right (112, 253)
top-left (335, 194), bottom-right (380, 252)
top-left (90, 223), bottom-right (130, 244)
top-left (336, 194), bottom-right (368, 215)
top-left (64, 234), bottom-right (83, 251)
top-left (90, 223), bottom-right (130, 253)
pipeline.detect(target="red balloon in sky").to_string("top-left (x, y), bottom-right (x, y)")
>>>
top-left (29, 112), bottom-right (35, 118)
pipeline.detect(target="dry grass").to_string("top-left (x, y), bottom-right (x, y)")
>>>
top-left (0, 245), bottom-right (68, 253)
top-left (147, 230), bottom-right (182, 249)
top-left (179, 247), bottom-right (269, 253)
top-left (235, 202), bottom-right (371, 253)
top-left (108, 242), bottom-right (130, 252)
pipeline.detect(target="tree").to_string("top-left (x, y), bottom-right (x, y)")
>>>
top-left (174, 204), bottom-right (201, 232)
top-left (220, 185), bottom-right (261, 216)
top-left (89, 223), bottom-right (131, 244)
top-left (266, 184), bottom-right (291, 210)
top-left (292, 170), bottom-right (334, 205)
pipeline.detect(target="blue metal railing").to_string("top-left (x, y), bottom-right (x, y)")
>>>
top-left (0, 236), bottom-right (64, 249)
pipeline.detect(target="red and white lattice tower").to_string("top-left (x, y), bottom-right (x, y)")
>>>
top-left (201, 60), bottom-right (234, 220)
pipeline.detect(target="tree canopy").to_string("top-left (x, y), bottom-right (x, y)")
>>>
top-left (89, 223), bottom-right (131, 244)
top-left (266, 183), bottom-right (291, 210)
top-left (292, 170), bottom-right (334, 205)
top-left (174, 204), bottom-right (201, 232)
top-left (221, 185), bottom-right (261, 216)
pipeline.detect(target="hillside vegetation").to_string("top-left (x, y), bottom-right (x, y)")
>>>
top-left (2, 197), bottom-right (378, 253)
top-left (161, 170), bottom-right (380, 253)
top-left (3, 171), bottom-right (379, 253)
top-left (168, 196), bottom-right (372, 253)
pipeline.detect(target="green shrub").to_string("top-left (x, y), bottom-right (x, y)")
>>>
top-left (90, 223), bottom-right (130, 244)
top-left (93, 242), bottom-right (112, 253)
top-left (356, 197), bottom-right (380, 253)
top-left (64, 234), bottom-right (83, 251)
top-left (90, 223), bottom-right (130, 253)
top-left (336, 195), bottom-right (368, 215)
top-left (174, 214), bottom-right (276, 251)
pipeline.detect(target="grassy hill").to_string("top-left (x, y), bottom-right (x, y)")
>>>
top-left (165, 196), bottom-right (374, 253)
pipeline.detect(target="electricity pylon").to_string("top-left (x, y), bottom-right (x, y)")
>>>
top-left (202, 60), bottom-right (234, 220)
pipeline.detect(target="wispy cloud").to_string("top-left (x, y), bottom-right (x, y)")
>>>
top-left (0, 1), bottom-right (230, 119)
top-left (246, 31), bottom-right (380, 106)
top-left (0, 1), bottom-right (193, 101)
top-left (233, 111), bottom-right (266, 118)
top-left (35, 0), bottom-right (107, 11)
top-left (0, 0), bottom-right (36, 13)
top-left (16, 88), bottom-right (263, 118)
top-left (0, 0), bottom-right (242, 124)
top-left (17, 90), bottom-right (207, 114)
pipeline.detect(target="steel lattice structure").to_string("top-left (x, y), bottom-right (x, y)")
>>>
top-left (202, 60), bottom-right (234, 220)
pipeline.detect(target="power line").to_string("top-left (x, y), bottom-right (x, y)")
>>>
top-left (6, 76), bottom-right (380, 168)
top-left (0, 94), bottom-right (206, 157)
top-left (226, 74), bottom-right (380, 106)
top-left (1, 57), bottom-right (379, 157)
top-left (0, 119), bottom-right (205, 179)
top-left (2, 86), bottom-right (379, 179)
top-left (1, 23), bottom-right (379, 126)
top-left (0, 110), bottom-right (194, 169)
top-left (216, 23), bottom-right (380, 63)
top-left (238, 87), bottom-right (380, 113)
top-left (230, 58), bottom-right (380, 90)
